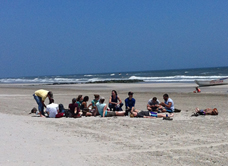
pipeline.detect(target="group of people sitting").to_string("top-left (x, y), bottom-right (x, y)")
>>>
top-left (31, 89), bottom-right (218, 119)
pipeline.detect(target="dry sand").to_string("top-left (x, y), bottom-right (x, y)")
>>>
top-left (0, 83), bottom-right (228, 165)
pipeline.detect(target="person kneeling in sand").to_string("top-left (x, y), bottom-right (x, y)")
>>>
top-left (192, 107), bottom-right (218, 116)
top-left (131, 109), bottom-right (174, 119)
top-left (95, 97), bottom-right (125, 117)
top-left (45, 99), bottom-right (64, 118)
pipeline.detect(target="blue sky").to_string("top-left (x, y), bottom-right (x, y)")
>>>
top-left (0, 0), bottom-right (228, 78)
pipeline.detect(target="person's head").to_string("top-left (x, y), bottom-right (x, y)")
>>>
top-left (83, 96), bottom-right (89, 102)
top-left (59, 104), bottom-right (64, 112)
top-left (49, 99), bottom-right (54, 104)
top-left (76, 95), bottom-right (83, 101)
top-left (112, 90), bottom-right (117, 96)
top-left (72, 98), bottom-right (76, 103)
top-left (30, 107), bottom-right (37, 114)
top-left (47, 91), bottom-right (53, 99)
top-left (99, 97), bottom-right (105, 103)
top-left (152, 97), bottom-right (157, 102)
top-left (128, 91), bottom-right (134, 98)
top-left (94, 94), bottom-right (100, 100)
top-left (163, 94), bottom-right (169, 101)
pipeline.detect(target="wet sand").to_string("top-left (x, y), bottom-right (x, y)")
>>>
top-left (0, 83), bottom-right (228, 165)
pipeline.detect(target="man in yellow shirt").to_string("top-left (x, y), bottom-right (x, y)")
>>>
top-left (33, 89), bottom-right (53, 116)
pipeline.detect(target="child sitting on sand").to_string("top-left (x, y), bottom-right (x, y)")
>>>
top-left (192, 107), bottom-right (218, 116)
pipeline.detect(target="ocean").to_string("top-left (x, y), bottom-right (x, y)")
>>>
top-left (0, 67), bottom-right (228, 84)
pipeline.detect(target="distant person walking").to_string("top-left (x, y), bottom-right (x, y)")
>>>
top-left (33, 89), bottom-right (53, 116)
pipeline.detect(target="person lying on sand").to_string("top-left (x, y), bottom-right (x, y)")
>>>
top-left (95, 97), bottom-right (125, 117)
top-left (192, 107), bottom-right (218, 116)
top-left (131, 109), bottom-right (174, 120)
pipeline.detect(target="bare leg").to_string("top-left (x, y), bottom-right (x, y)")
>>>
top-left (195, 107), bottom-right (200, 113)
top-left (157, 113), bottom-right (174, 118)
top-left (115, 111), bottom-right (125, 116)
top-left (85, 112), bottom-right (92, 116)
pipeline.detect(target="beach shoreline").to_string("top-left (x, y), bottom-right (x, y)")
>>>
top-left (0, 83), bottom-right (227, 165)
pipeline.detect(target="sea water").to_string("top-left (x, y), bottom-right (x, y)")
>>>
top-left (0, 66), bottom-right (227, 84)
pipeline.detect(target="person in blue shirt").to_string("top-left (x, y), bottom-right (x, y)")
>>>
top-left (125, 92), bottom-right (136, 116)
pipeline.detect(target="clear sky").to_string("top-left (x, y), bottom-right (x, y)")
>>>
top-left (0, 0), bottom-right (228, 78)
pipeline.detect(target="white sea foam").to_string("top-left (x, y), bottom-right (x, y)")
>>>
top-left (129, 75), bottom-right (228, 82)
top-left (84, 75), bottom-right (94, 77)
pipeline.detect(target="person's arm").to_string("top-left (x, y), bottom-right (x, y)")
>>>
top-left (125, 99), bottom-right (128, 107)
top-left (131, 106), bottom-right (135, 113)
top-left (82, 102), bottom-right (88, 109)
top-left (161, 102), bottom-right (171, 109)
top-left (76, 106), bottom-right (80, 114)
top-left (147, 104), bottom-right (153, 110)
top-left (88, 103), bottom-right (92, 108)
top-left (102, 105), bottom-right (107, 117)
top-left (117, 96), bottom-right (122, 104)
top-left (41, 100), bottom-right (46, 108)
top-left (74, 107), bottom-right (77, 114)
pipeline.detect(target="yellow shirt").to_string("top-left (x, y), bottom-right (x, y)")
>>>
top-left (35, 89), bottom-right (49, 101)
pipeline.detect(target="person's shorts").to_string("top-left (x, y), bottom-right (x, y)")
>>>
top-left (106, 111), bottom-right (116, 117)
top-left (165, 108), bottom-right (173, 113)
top-left (137, 111), bottom-right (149, 118)
top-left (149, 111), bottom-right (157, 117)
top-left (199, 110), bottom-right (205, 115)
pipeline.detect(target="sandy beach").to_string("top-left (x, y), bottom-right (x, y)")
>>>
top-left (0, 83), bottom-right (228, 165)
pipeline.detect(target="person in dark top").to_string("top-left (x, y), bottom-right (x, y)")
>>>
top-left (125, 92), bottom-right (136, 116)
top-left (109, 90), bottom-right (123, 111)
top-left (80, 96), bottom-right (93, 116)
top-left (68, 98), bottom-right (80, 118)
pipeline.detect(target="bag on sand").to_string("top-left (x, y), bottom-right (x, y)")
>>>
top-left (64, 109), bottom-right (72, 118)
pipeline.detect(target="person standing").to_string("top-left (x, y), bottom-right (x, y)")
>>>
top-left (33, 89), bottom-right (53, 116)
